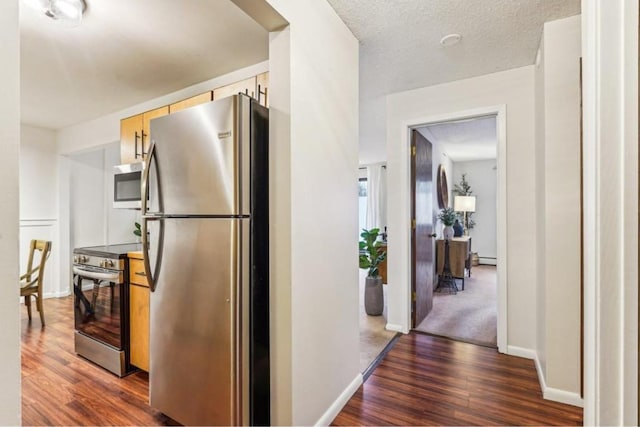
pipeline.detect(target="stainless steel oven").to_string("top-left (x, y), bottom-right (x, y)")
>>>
top-left (113, 162), bottom-right (143, 209)
top-left (73, 246), bottom-right (135, 377)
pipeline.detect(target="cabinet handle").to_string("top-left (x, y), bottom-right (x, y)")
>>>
top-left (134, 131), bottom-right (141, 159)
top-left (141, 131), bottom-right (147, 158)
top-left (258, 84), bottom-right (267, 105)
top-left (135, 271), bottom-right (147, 277)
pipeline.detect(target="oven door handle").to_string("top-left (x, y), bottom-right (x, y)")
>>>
top-left (72, 266), bottom-right (119, 282)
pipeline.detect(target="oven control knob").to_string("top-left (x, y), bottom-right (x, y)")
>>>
top-left (80, 256), bottom-right (89, 263)
top-left (73, 256), bottom-right (79, 263)
top-left (100, 259), bottom-right (114, 268)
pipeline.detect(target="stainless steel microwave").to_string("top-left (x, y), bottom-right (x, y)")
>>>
top-left (113, 163), bottom-right (143, 209)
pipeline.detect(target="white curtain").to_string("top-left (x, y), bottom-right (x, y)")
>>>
top-left (366, 164), bottom-right (387, 232)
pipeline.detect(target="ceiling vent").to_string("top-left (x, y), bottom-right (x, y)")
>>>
top-left (440, 33), bottom-right (462, 47)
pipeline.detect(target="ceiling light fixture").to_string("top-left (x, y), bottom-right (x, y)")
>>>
top-left (23, 0), bottom-right (86, 28)
top-left (440, 33), bottom-right (462, 47)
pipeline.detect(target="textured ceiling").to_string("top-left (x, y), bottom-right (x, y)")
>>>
top-left (418, 116), bottom-right (497, 162)
top-left (20, 0), bottom-right (269, 129)
top-left (327, 0), bottom-right (581, 97)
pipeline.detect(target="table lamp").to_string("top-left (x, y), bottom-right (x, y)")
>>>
top-left (454, 196), bottom-right (476, 236)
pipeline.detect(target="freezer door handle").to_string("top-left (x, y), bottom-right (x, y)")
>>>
top-left (141, 140), bottom-right (155, 214)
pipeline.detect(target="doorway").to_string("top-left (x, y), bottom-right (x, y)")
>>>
top-left (411, 116), bottom-right (499, 347)
top-left (402, 105), bottom-right (507, 353)
top-left (357, 164), bottom-right (396, 373)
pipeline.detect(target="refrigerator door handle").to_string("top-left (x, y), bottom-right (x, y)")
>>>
top-left (141, 140), bottom-right (156, 214)
top-left (142, 216), bottom-right (161, 292)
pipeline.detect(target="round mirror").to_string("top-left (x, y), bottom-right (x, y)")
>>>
top-left (437, 165), bottom-right (448, 209)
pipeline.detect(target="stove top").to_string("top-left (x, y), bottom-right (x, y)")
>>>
top-left (74, 243), bottom-right (142, 258)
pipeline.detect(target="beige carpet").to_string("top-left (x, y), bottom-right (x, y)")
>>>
top-left (359, 270), bottom-right (396, 372)
top-left (415, 265), bottom-right (497, 347)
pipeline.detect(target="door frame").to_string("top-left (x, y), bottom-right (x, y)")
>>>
top-left (402, 104), bottom-right (507, 353)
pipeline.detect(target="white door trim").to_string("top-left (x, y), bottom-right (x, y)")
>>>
top-left (582, 0), bottom-right (639, 424)
top-left (398, 104), bottom-right (508, 353)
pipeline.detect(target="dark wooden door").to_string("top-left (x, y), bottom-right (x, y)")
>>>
top-left (411, 130), bottom-right (435, 327)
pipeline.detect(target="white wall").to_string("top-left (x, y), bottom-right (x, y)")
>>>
top-left (20, 125), bottom-right (57, 220)
top-left (69, 142), bottom-right (137, 250)
top-left (452, 159), bottom-right (497, 262)
top-left (360, 95), bottom-right (386, 164)
top-left (265, 1), bottom-right (360, 425)
top-left (419, 127), bottom-right (453, 235)
top-left (19, 125), bottom-right (63, 297)
top-left (0, 1), bottom-right (21, 423)
top-left (386, 66), bottom-right (537, 351)
top-left (537, 15), bottom-right (582, 402)
top-left (582, 0), bottom-right (638, 424)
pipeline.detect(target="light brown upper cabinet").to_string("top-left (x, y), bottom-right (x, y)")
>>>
top-left (142, 106), bottom-right (169, 156)
top-left (120, 107), bottom-right (169, 164)
top-left (213, 77), bottom-right (257, 101)
top-left (120, 73), bottom-right (268, 164)
top-left (121, 114), bottom-right (144, 164)
top-left (169, 91), bottom-right (213, 114)
top-left (256, 72), bottom-right (269, 107)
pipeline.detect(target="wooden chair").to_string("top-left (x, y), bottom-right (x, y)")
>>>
top-left (20, 240), bottom-right (52, 326)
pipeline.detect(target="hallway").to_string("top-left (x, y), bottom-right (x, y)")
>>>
top-left (332, 333), bottom-right (582, 426)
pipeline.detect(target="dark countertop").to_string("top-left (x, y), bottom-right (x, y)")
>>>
top-left (74, 243), bottom-right (142, 258)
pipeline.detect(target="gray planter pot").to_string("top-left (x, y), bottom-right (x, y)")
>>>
top-left (364, 276), bottom-right (384, 316)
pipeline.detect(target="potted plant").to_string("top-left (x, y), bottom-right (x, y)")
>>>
top-left (437, 207), bottom-right (457, 240)
top-left (454, 173), bottom-right (476, 231)
top-left (359, 228), bottom-right (387, 316)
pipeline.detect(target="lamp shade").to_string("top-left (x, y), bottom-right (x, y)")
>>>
top-left (454, 195), bottom-right (476, 212)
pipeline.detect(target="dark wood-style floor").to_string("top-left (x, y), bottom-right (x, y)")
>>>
top-left (24, 297), bottom-right (583, 426)
top-left (21, 296), bottom-right (169, 426)
top-left (333, 333), bottom-right (583, 426)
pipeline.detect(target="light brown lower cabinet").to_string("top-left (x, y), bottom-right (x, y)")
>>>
top-left (130, 282), bottom-right (149, 372)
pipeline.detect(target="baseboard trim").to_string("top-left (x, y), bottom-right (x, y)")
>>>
top-left (314, 373), bottom-right (363, 426)
top-left (506, 345), bottom-right (536, 360)
top-left (479, 258), bottom-right (497, 266)
top-left (532, 352), bottom-right (583, 408)
top-left (43, 290), bottom-right (71, 299)
top-left (543, 386), bottom-right (584, 408)
top-left (533, 351), bottom-right (547, 390)
top-left (385, 323), bottom-right (406, 333)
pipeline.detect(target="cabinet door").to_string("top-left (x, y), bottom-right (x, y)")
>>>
top-left (129, 258), bottom-right (149, 287)
top-left (120, 114), bottom-right (143, 164)
top-left (256, 72), bottom-right (269, 107)
top-left (130, 283), bottom-right (150, 372)
top-left (213, 77), bottom-right (257, 101)
top-left (169, 91), bottom-right (213, 114)
top-left (142, 106), bottom-right (169, 157)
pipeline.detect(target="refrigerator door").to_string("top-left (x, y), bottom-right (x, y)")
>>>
top-left (147, 95), bottom-right (251, 216)
top-left (149, 218), bottom-right (250, 426)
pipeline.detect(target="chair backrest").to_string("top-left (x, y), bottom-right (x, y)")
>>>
top-left (24, 240), bottom-right (52, 291)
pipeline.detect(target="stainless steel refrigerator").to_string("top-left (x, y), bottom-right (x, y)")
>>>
top-left (141, 94), bottom-right (270, 426)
